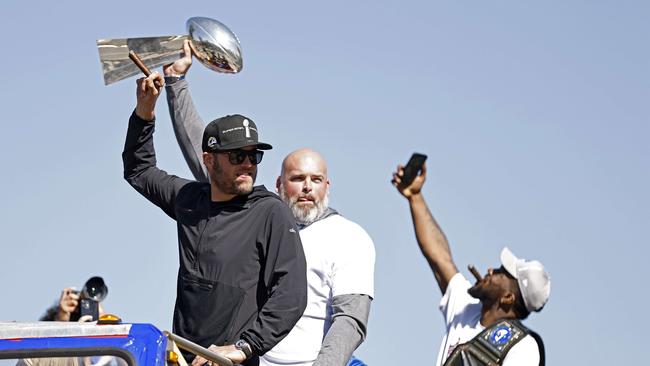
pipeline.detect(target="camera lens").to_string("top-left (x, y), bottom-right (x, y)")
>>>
top-left (82, 276), bottom-right (108, 301)
top-left (87, 286), bottom-right (99, 298)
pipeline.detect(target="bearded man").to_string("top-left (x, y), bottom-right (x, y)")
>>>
top-left (268, 149), bottom-right (375, 366)
top-left (392, 163), bottom-right (550, 366)
top-left (162, 42), bottom-right (375, 366)
top-left (123, 71), bottom-right (307, 366)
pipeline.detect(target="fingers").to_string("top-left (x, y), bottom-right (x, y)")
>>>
top-left (163, 40), bottom-right (193, 76)
top-left (391, 172), bottom-right (402, 186)
top-left (61, 298), bottom-right (79, 311)
top-left (391, 165), bottom-right (405, 186)
top-left (78, 315), bottom-right (93, 323)
top-left (391, 160), bottom-right (427, 196)
top-left (57, 288), bottom-right (79, 319)
top-left (137, 73), bottom-right (164, 95)
top-left (138, 74), bottom-right (158, 89)
top-left (191, 355), bottom-right (206, 366)
top-left (419, 163), bottom-right (427, 178)
top-left (191, 344), bottom-right (218, 366)
top-left (59, 288), bottom-right (80, 311)
top-left (146, 72), bottom-right (164, 92)
top-left (61, 287), bottom-right (79, 300)
top-left (153, 72), bottom-right (165, 89)
top-left (182, 39), bottom-right (193, 59)
top-left (136, 77), bottom-right (146, 94)
top-left (135, 73), bottom-right (162, 120)
top-left (188, 40), bottom-right (198, 58)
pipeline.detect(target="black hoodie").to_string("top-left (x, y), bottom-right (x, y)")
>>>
top-left (123, 113), bottom-right (307, 364)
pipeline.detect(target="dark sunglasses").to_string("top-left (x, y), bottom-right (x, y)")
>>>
top-left (218, 149), bottom-right (264, 165)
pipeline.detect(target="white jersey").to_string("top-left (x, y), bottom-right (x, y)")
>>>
top-left (435, 273), bottom-right (540, 366)
top-left (261, 214), bottom-right (375, 366)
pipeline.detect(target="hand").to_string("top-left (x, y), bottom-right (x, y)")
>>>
top-left (391, 163), bottom-right (427, 200)
top-left (163, 40), bottom-right (193, 77)
top-left (191, 344), bottom-right (246, 366)
top-left (135, 72), bottom-right (165, 121)
top-left (77, 315), bottom-right (94, 323)
top-left (55, 287), bottom-right (79, 321)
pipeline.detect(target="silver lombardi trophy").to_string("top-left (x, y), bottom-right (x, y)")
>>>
top-left (97, 17), bottom-right (242, 85)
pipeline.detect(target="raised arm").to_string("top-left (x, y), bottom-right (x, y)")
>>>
top-left (392, 163), bottom-right (458, 294)
top-left (123, 73), bottom-right (192, 219)
top-left (163, 40), bottom-right (209, 182)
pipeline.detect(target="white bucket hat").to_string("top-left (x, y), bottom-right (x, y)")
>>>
top-left (500, 247), bottom-right (551, 312)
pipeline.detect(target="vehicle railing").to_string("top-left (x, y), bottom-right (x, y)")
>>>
top-left (164, 331), bottom-right (233, 366)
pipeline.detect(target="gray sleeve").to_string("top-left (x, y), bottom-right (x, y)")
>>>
top-left (165, 79), bottom-right (209, 182)
top-left (312, 294), bottom-right (371, 366)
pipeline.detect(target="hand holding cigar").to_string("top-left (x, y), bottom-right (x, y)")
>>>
top-left (468, 264), bottom-right (482, 282)
top-left (129, 50), bottom-right (163, 88)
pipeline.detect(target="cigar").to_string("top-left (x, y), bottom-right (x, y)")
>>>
top-left (128, 50), bottom-right (163, 87)
top-left (129, 50), bottom-right (152, 76)
top-left (468, 264), bottom-right (482, 282)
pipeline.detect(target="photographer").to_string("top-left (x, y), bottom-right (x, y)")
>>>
top-left (18, 278), bottom-right (118, 366)
top-left (40, 277), bottom-right (107, 322)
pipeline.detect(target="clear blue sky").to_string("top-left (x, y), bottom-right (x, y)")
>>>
top-left (1, 1), bottom-right (648, 364)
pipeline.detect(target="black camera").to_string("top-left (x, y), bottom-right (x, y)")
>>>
top-left (72, 276), bottom-right (108, 321)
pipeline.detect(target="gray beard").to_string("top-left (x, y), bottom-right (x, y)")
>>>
top-left (279, 187), bottom-right (329, 225)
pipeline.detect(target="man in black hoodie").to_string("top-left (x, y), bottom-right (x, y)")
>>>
top-left (123, 72), bottom-right (307, 366)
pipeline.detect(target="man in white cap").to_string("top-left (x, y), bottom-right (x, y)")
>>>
top-left (392, 163), bottom-right (550, 366)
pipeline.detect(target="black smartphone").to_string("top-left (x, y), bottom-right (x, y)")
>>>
top-left (400, 153), bottom-right (427, 188)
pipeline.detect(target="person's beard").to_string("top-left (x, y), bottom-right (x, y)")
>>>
top-left (468, 281), bottom-right (502, 307)
top-left (210, 159), bottom-right (256, 196)
top-left (467, 283), bottom-right (485, 299)
top-left (279, 185), bottom-right (329, 225)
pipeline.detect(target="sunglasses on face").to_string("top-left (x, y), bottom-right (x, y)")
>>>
top-left (218, 149), bottom-right (264, 165)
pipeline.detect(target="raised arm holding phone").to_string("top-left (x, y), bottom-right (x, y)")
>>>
top-left (392, 160), bottom-right (458, 293)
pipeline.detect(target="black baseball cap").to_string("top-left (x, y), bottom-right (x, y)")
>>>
top-left (202, 114), bottom-right (273, 152)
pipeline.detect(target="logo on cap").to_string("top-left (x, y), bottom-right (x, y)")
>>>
top-left (207, 136), bottom-right (217, 149)
top-left (243, 119), bottom-right (251, 138)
